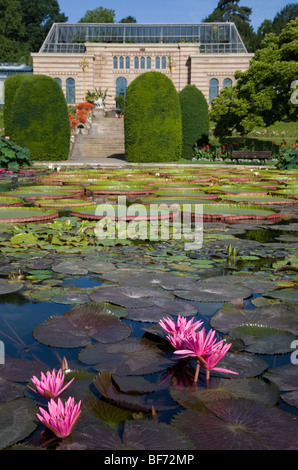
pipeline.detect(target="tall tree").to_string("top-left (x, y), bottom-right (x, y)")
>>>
top-left (256, 3), bottom-right (298, 49)
top-left (0, 0), bottom-right (28, 62)
top-left (79, 7), bottom-right (116, 23)
top-left (119, 16), bottom-right (137, 23)
top-left (202, 0), bottom-right (257, 52)
top-left (19, 0), bottom-right (68, 52)
top-left (210, 18), bottom-right (298, 137)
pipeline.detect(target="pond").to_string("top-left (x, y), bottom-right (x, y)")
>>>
top-left (0, 165), bottom-right (297, 451)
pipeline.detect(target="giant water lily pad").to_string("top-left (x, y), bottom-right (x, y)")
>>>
top-left (90, 286), bottom-right (174, 309)
top-left (0, 279), bottom-right (23, 295)
top-left (172, 398), bottom-right (298, 450)
top-left (120, 270), bottom-right (200, 290)
top-left (78, 337), bottom-right (171, 375)
top-left (170, 377), bottom-right (279, 408)
top-left (262, 288), bottom-right (298, 304)
top-left (0, 197), bottom-right (24, 207)
top-left (126, 297), bottom-right (199, 322)
top-left (229, 323), bottom-right (297, 354)
top-left (34, 199), bottom-right (95, 209)
top-left (174, 277), bottom-right (253, 302)
top-left (33, 304), bottom-right (131, 348)
top-left (264, 364), bottom-right (298, 408)
top-left (0, 207), bottom-right (58, 223)
top-left (0, 398), bottom-right (38, 450)
top-left (210, 303), bottom-right (298, 335)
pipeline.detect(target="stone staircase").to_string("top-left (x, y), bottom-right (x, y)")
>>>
top-left (70, 112), bottom-right (125, 161)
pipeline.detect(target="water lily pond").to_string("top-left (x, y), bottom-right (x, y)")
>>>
top-left (0, 165), bottom-right (297, 451)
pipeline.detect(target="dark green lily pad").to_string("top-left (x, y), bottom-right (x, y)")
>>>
top-left (78, 338), bottom-right (171, 376)
top-left (172, 398), bottom-right (298, 450)
top-left (229, 323), bottom-right (297, 354)
top-left (174, 277), bottom-right (253, 302)
top-left (0, 378), bottom-right (26, 403)
top-left (170, 377), bottom-right (279, 408)
top-left (33, 304), bottom-right (131, 348)
top-left (50, 293), bottom-right (90, 305)
top-left (0, 398), bottom-right (38, 450)
top-left (262, 288), bottom-right (298, 304)
top-left (122, 270), bottom-right (200, 290)
top-left (126, 297), bottom-right (199, 322)
top-left (0, 357), bottom-right (43, 382)
top-left (210, 303), bottom-right (298, 335)
top-left (264, 364), bottom-right (298, 408)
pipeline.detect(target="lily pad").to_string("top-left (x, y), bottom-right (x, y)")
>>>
top-left (0, 207), bottom-right (58, 223)
top-left (262, 288), bottom-right (298, 304)
top-left (172, 398), bottom-right (298, 450)
top-left (126, 297), bottom-right (199, 322)
top-left (229, 323), bottom-right (297, 354)
top-left (0, 398), bottom-right (38, 450)
top-left (78, 338), bottom-right (171, 376)
top-left (0, 196), bottom-right (24, 207)
top-left (264, 364), bottom-right (298, 408)
top-left (90, 286), bottom-right (174, 309)
top-left (174, 277), bottom-right (253, 302)
top-left (33, 304), bottom-right (131, 348)
top-left (34, 199), bottom-right (95, 209)
top-left (0, 279), bottom-right (23, 295)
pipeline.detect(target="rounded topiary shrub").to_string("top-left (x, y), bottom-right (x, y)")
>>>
top-left (4, 73), bottom-right (29, 138)
top-left (179, 85), bottom-right (209, 159)
top-left (11, 74), bottom-right (70, 161)
top-left (124, 72), bottom-right (182, 163)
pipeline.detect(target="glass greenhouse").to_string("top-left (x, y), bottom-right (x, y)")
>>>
top-left (39, 23), bottom-right (248, 54)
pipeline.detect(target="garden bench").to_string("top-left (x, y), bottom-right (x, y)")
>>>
top-left (231, 150), bottom-right (272, 164)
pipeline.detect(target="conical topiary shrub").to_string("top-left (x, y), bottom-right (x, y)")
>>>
top-left (124, 72), bottom-right (182, 163)
top-left (179, 84), bottom-right (209, 159)
top-left (11, 74), bottom-right (70, 161)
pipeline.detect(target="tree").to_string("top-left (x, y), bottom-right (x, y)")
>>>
top-left (79, 6), bottom-right (116, 23)
top-left (202, 0), bottom-right (257, 52)
top-left (256, 3), bottom-right (298, 49)
top-left (19, 0), bottom-right (68, 53)
top-left (119, 16), bottom-right (137, 23)
top-left (124, 72), bottom-right (182, 163)
top-left (210, 19), bottom-right (298, 137)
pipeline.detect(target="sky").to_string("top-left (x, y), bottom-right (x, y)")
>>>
top-left (57, 0), bottom-right (292, 31)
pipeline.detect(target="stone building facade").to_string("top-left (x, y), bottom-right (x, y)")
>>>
top-left (31, 23), bottom-right (253, 110)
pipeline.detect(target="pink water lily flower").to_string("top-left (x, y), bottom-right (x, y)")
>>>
top-left (37, 397), bottom-right (81, 438)
top-left (28, 368), bottom-right (75, 399)
top-left (204, 342), bottom-right (239, 381)
top-left (159, 314), bottom-right (203, 349)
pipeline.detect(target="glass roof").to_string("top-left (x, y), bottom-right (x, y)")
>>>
top-left (39, 23), bottom-right (247, 54)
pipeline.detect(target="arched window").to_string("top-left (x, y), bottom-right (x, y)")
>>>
top-left (125, 56), bottom-right (130, 69)
top-left (113, 56), bottom-right (118, 69)
top-left (116, 77), bottom-right (127, 110)
top-left (55, 77), bottom-right (62, 87)
top-left (155, 57), bottom-right (160, 69)
top-left (146, 57), bottom-right (151, 69)
top-left (161, 56), bottom-right (167, 69)
top-left (140, 56), bottom-right (145, 69)
top-left (66, 78), bottom-right (75, 104)
top-left (134, 57), bottom-right (139, 69)
top-left (119, 56), bottom-right (124, 69)
top-left (209, 78), bottom-right (219, 104)
top-left (223, 78), bottom-right (233, 88)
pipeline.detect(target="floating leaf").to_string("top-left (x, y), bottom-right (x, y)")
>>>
top-left (172, 398), bottom-right (298, 450)
top-left (229, 323), bottom-right (297, 354)
top-left (33, 304), bottom-right (131, 348)
top-left (174, 277), bottom-right (253, 302)
top-left (264, 364), bottom-right (298, 408)
top-left (90, 286), bottom-right (174, 309)
top-left (0, 398), bottom-right (38, 450)
top-left (0, 279), bottom-right (23, 295)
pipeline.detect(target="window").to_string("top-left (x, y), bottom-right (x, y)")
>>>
top-left (125, 56), bottom-right (130, 69)
top-left (223, 78), bottom-right (232, 88)
top-left (209, 78), bottom-right (219, 104)
top-left (134, 56), bottom-right (139, 69)
top-left (113, 56), bottom-right (118, 69)
top-left (161, 56), bottom-right (167, 69)
top-left (119, 56), bottom-right (124, 69)
top-left (66, 78), bottom-right (75, 104)
top-left (147, 57), bottom-right (151, 69)
top-left (140, 56), bottom-right (145, 69)
top-left (155, 57), bottom-right (160, 69)
top-left (55, 77), bottom-right (62, 87)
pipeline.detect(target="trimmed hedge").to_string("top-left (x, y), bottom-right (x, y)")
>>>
top-left (4, 74), bottom-right (29, 138)
top-left (179, 85), bottom-right (209, 159)
top-left (11, 74), bottom-right (70, 161)
top-left (124, 72), bottom-right (182, 163)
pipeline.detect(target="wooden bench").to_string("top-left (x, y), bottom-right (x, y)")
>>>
top-left (231, 150), bottom-right (272, 164)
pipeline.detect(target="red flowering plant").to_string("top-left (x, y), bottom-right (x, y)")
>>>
top-left (68, 101), bottom-right (94, 131)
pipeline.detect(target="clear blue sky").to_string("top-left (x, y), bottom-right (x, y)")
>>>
top-left (57, 0), bottom-right (292, 31)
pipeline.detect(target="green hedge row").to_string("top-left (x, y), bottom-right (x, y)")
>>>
top-left (124, 72), bottom-right (209, 162)
top-left (4, 74), bottom-right (70, 161)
